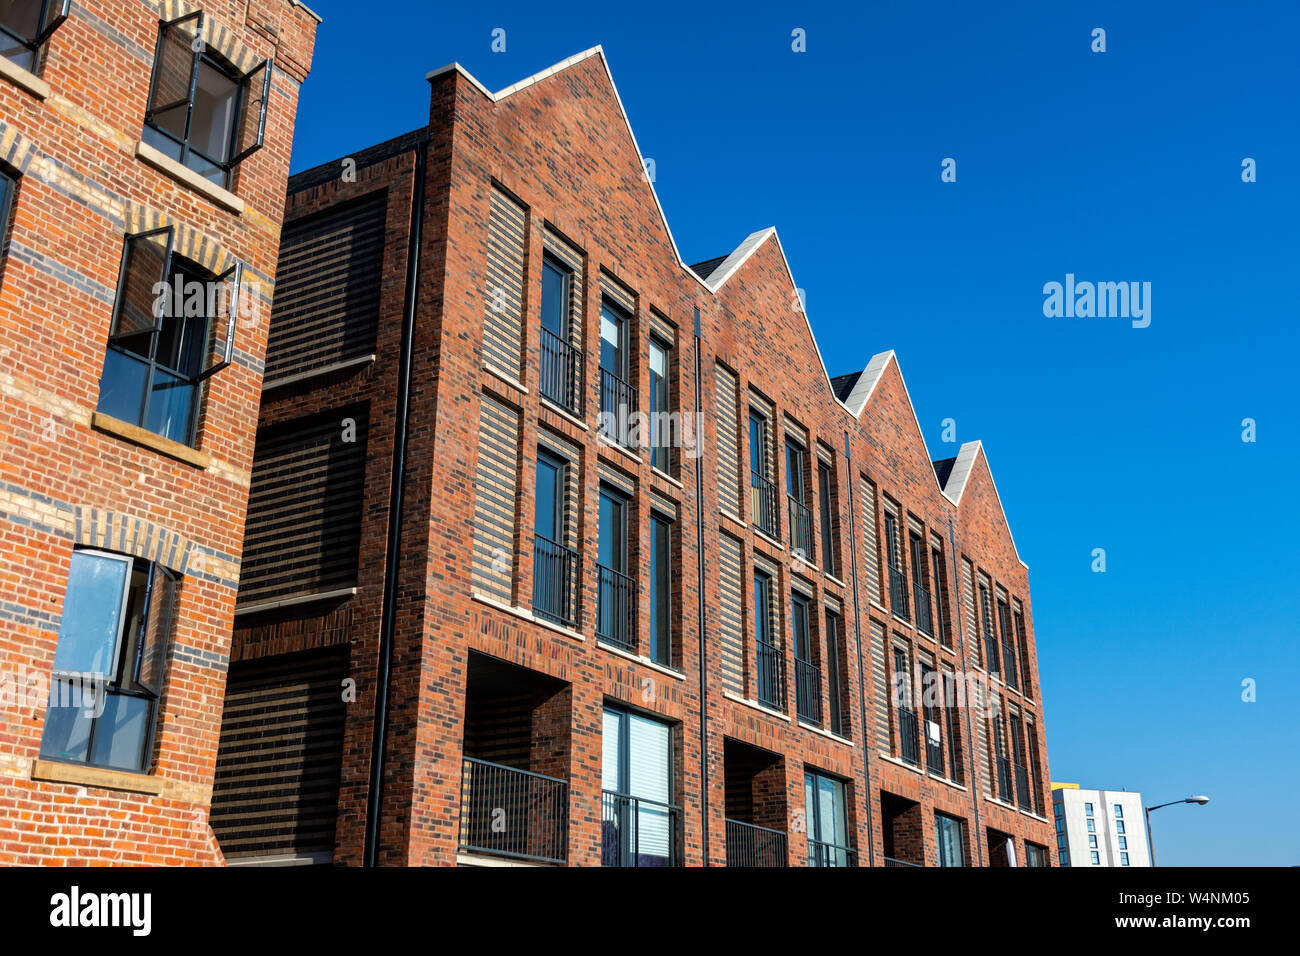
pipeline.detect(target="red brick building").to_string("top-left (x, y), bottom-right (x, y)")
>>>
top-left (0, 0), bottom-right (317, 864)
top-left (213, 45), bottom-right (1055, 867)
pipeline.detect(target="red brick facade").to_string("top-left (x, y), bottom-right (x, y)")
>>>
top-left (0, 0), bottom-right (317, 864)
top-left (223, 47), bottom-right (1054, 867)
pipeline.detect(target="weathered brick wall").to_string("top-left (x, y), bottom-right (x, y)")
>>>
top-left (0, 0), bottom-right (316, 864)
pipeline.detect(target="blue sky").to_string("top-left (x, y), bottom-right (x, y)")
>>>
top-left (289, 0), bottom-right (1299, 865)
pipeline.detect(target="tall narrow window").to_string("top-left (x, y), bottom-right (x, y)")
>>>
top-left (649, 512), bottom-right (672, 666)
top-left (538, 255), bottom-right (581, 415)
top-left (935, 813), bottom-right (966, 867)
top-left (943, 671), bottom-right (964, 782)
top-left (993, 719), bottom-right (1011, 801)
top-left (910, 531), bottom-right (932, 635)
top-left (930, 545), bottom-right (949, 645)
top-left (142, 11), bottom-right (271, 188)
top-left (998, 598), bottom-right (1019, 690)
top-left (979, 581), bottom-right (1000, 675)
top-left (532, 450), bottom-right (578, 628)
top-left (804, 771), bottom-right (854, 866)
top-left (921, 663), bottom-right (943, 775)
top-left (596, 485), bottom-right (633, 651)
top-left (598, 300), bottom-right (635, 448)
top-left (97, 230), bottom-right (241, 447)
top-left (0, 0), bottom-right (69, 72)
top-left (791, 592), bottom-right (819, 725)
top-left (753, 570), bottom-right (782, 710)
top-left (884, 510), bottom-right (909, 619)
top-left (1010, 713), bottom-right (1029, 810)
top-left (893, 644), bottom-right (918, 766)
top-left (1014, 607), bottom-right (1032, 695)
top-left (40, 550), bottom-right (176, 774)
top-left (785, 438), bottom-right (811, 558)
top-left (648, 337), bottom-right (671, 473)
top-left (601, 706), bottom-right (679, 866)
top-left (749, 412), bottom-right (776, 537)
top-left (824, 609), bottom-right (847, 737)
top-left (818, 460), bottom-right (836, 575)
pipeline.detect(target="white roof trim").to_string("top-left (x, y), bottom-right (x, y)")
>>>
top-left (423, 48), bottom-right (1027, 569)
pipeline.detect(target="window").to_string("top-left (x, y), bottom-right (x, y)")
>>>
top-left (748, 411), bottom-right (776, 537)
top-left (893, 645), bottom-right (918, 766)
top-left (538, 254), bottom-right (581, 415)
top-left (601, 705), bottom-right (678, 866)
top-left (1088, 834), bottom-right (1097, 848)
top-left (805, 771), bottom-right (853, 866)
top-left (1025, 842), bottom-right (1049, 867)
top-left (943, 671), bottom-right (964, 782)
top-left (0, 167), bottom-right (15, 252)
top-left (883, 509), bottom-right (908, 619)
top-left (1060, 850), bottom-right (1069, 866)
top-left (752, 570), bottom-right (782, 709)
top-left (648, 337), bottom-right (671, 472)
top-left (935, 813), bottom-right (966, 867)
top-left (992, 720), bottom-right (1011, 800)
top-left (0, 0), bottom-right (69, 73)
top-left (1087, 818), bottom-right (1096, 833)
top-left (785, 437), bottom-right (811, 558)
top-left (596, 485), bottom-right (633, 650)
top-left (909, 531), bottom-right (932, 635)
top-left (1056, 816), bottom-right (1064, 833)
top-left (40, 549), bottom-right (176, 774)
top-left (791, 592), bottom-right (818, 725)
top-left (978, 581), bottom-right (1000, 674)
top-left (930, 545), bottom-right (948, 644)
top-left (97, 228), bottom-right (241, 446)
top-left (1121, 852), bottom-right (1130, 866)
top-left (1119, 836), bottom-right (1128, 850)
top-left (1013, 607), bottom-right (1032, 693)
top-left (1114, 804), bottom-right (1124, 818)
top-left (532, 450), bottom-right (578, 628)
top-left (143, 11), bottom-right (271, 188)
top-left (1085, 802), bottom-right (1094, 816)
top-left (649, 512), bottom-right (672, 666)
top-left (1090, 850), bottom-right (1100, 865)
top-left (598, 299), bottom-right (634, 447)
top-left (921, 663), bottom-right (943, 775)
top-left (1116, 819), bottom-right (1126, 834)
top-left (817, 459), bottom-right (836, 575)
top-left (997, 598), bottom-right (1019, 690)
top-left (824, 609), bottom-right (847, 737)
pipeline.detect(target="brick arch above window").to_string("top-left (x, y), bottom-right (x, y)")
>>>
top-left (0, 122), bottom-right (41, 176)
top-left (73, 506), bottom-right (196, 575)
top-left (156, 0), bottom-right (264, 76)
top-left (123, 202), bottom-right (237, 275)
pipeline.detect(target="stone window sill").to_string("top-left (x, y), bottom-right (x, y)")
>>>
top-left (135, 140), bottom-right (245, 214)
top-left (91, 411), bottom-right (212, 470)
top-left (31, 758), bottom-right (164, 796)
top-left (0, 56), bottom-right (50, 100)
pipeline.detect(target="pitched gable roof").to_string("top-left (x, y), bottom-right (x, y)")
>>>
top-left (938, 441), bottom-right (1027, 569)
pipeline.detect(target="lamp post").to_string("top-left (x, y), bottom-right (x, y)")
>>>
top-left (1144, 795), bottom-right (1209, 867)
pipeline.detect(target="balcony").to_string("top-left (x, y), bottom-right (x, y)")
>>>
top-left (996, 755), bottom-right (1013, 803)
top-left (539, 326), bottom-right (584, 418)
top-left (750, 469), bottom-right (778, 539)
top-left (787, 495), bottom-right (812, 560)
top-left (807, 839), bottom-right (858, 867)
top-left (913, 580), bottom-right (933, 636)
top-left (794, 655), bottom-right (821, 726)
top-left (1015, 762), bottom-right (1032, 811)
top-left (884, 856), bottom-right (923, 867)
top-left (532, 534), bottom-right (580, 628)
top-left (596, 563), bottom-right (635, 652)
top-left (754, 637), bottom-right (786, 711)
top-left (725, 819), bottom-right (788, 867)
top-left (888, 566), bottom-right (910, 621)
top-left (599, 366), bottom-right (638, 450)
top-left (897, 706), bottom-right (920, 767)
top-left (458, 757), bottom-right (568, 865)
top-left (601, 791), bottom-right (683, 866)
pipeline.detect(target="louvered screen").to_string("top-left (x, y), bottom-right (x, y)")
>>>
top-left (264, 193), bottom-right (387, 384)
top-left (860, 479), bottom-right (882, 606)
top-left (238, 408), bottom-right (368, 606)
top-left (718, 533), bottom-right (744, 695)
top-left (869, 619), bottom-right (890, 752)
top-left (483, 187), bottom-right (527, 379)
top-left (210, 646), bottom-right (348, 863)
top-left (472, 393), bottom-right (520, 603)
top-left (715, 364), bottom-right (740, 517)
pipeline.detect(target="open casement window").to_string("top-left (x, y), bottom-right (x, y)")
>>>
top-left (143, 11), bottom-right (272, 189)
top-left (41, 550), bottom-right (177, 774)
top-left (0, 0), bottom-right (70, 73)
top-left (99, 227), bottom-right (243, 446)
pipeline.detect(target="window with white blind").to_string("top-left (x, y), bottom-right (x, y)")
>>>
top-left (601, 705), bottom-right (678, 866)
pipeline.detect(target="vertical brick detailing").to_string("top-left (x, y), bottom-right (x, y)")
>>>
top-left (472, 392), bottom-right (521, 603)
top-left (717, 532), bottom-right (744, 694)
top-left (483, 187), bottom-right (527, 380)
top-left (715, 363), bottom-right (740, 518)
top-left (859, 477), bottom-right (882, 607)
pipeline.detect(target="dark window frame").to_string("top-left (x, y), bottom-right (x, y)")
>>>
top-left (647, 334), bottom-right (671, 473)
top-left (648, 509), bottom-right (673, 667)
top-left (817, 459), bottom-right (836, 575)
top-left (0, 0), bottom-right (69, 74)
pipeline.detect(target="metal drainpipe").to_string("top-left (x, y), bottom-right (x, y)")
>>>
top-left (692, 306), bottom-right (710, 865)
top-left (364, 141), bottom-right (427, 868)
top-left (948, 515), bottom-right (986, 867)
top-left (841, 431), bottom-right (877, 867)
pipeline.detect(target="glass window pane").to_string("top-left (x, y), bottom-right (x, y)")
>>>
top-left (627, 713), bottom-right (671, 862)
top-left (601, 707), bottom-right (622, 793)
top-left (38, 679), bottom-right (94, 763)
top-left (650, 516), bottom-right (670, 665)
top-left (89, 692), bottom-right (152, 772)
top-left (600, 305), bottom-right (623, 374)
top-left (51, 551), bottom-right (130, 677)
top-left (144, 367), bottom-right (196, 444)
top-left (540, 259), bottom-right (566, 336)
top-left (1, 0), bottom-right (43, 41)
top-left (535, 457), bottom-right (558, 539)
top-left (189, 59), bottom-right (238, 164)
top-left (114, 233), bottom-right (170, 341)
top-left (97, 348), bottom-right (149, 427)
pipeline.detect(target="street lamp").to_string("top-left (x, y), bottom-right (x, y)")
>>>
top-left (1145, 795), bottom-right (1209, 866)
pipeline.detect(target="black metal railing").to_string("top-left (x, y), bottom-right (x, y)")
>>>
top-left (458, 757), bottom-right (568, 864)
top-left (539, 326), bottom-right (584, 417)
top-left (996, 756), bottom-right (1013, 803)
top-left (599, 366), bottom-right (638, 450)
top-left (533, 534), bottom-right (580, 628)
top-left (596, 563), bottom-right (635, 652)
top-left (1002, 641), bottom-right (1020, 690)
top-left (725, 819), bottom-right (788, 867)
top-left (1015, 763), bottom-right (1031, 811)
top-left (898, 706), bottom-right (920, 766)
top-left (750, 470), bottom-right (779, 538)
top-left (984, 630), bottom-right (1001, 676)
top-left (889, 566), bottom-right (910, 620)
top-left (884, 856), bottom-right (923, 867)
top-left (755, 637), bottom-right (786, 711)
top-left (794, 656), bottom-right (821, 726)
top-left (925, 715), bottom-right (944, 775)
top-left (914, 581), bottom-right (933, 636)
top-left (601, 791), bottom-right (683, 867)
top-left (788, 495), bottom-right (812, 560)
top-left (807, 839), bottom-right (858, 867)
